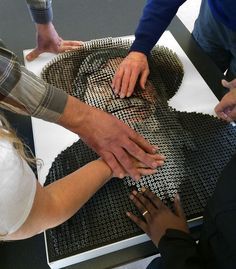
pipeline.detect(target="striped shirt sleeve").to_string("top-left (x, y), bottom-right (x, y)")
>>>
top-left (0, 46), bottom-right (68, 122)
top-left (26, 0), bottom-right (53, 24)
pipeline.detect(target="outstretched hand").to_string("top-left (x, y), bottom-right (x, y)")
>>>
top-left (127, 188), bottom-right (189, 246)
top-left (110, 154), bottom-right (165, 179)
top-left (112, 51), bottom-right (149, 98)
top-left (78, 104), bottom-right (165, 180)
top-left (26, 22), bottom-right (83, 61)
top-left (59, 97), bottom-right (165, 180)
top-left (215, 79), bottom-right (236, 122)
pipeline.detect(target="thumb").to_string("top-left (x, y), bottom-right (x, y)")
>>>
top-left (26, 48), bottom-right (41, 61)
top-left (222, 79), bottom-right (236, 89)
top-left (174, 193), bottom-right (185, 219)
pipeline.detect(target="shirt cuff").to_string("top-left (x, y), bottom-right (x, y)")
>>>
top-left (159, 229), bottom-right (195, 251)
top-left (129, 38), bottom-right (157, 56)
top-left (28, 5), bottom-right (53, 24)
top-left (34, 84), bottom-right (68, 122)
top-left (9, 66), bottom-right (68, 123)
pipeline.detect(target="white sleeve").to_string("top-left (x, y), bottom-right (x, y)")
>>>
top-left (0, 139), bottom-right (37, 236)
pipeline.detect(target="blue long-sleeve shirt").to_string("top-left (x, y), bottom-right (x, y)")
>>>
top-left (130, 0), bottom-right (236, 56)
top-left (26, 0), bottom-right (53, 24)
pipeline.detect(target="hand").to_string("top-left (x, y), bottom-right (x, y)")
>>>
top-left (126, 188), bottom-right (189, 246)
top-left (79, 105), bottom-right (165, 180)
top-left (112, 51), bottom-right (149, 98)
top-left (26, 22), bottom-right (83, 61)
top-left (215, 79), bottom-right (236, 122)
top-left (111, 154), bottom-right (165, 179)
top-left (58, 97), bottom-right (165, 180)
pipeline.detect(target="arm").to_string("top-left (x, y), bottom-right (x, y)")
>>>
top-left (25, 0), bottom-right (82, 61)
top-left (112, 0), bottom-right (186, 98)
top-left (5, 159), bottom-right (112, 240)
top-left (127, 188), bottom-right (204, 269)
top-left (0, 47), bottom-right (164, 179)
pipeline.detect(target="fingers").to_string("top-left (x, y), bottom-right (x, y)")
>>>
top-left (140, 69), bottom-right (149, 90)
top-left (126, 211), bottom-right (148, 233)
top-left (214, 92), bottom-right (236, 122)
top-left (141, 188), bottom-right (163, 209)
top-left (102, 152), bottom-right (126, 179)
top-left (137, 168), bottom-right (158, 176)
top-left (119, 68), bottom-right (132, 98)
top-left (26, 48), bottom-right (41, 61)
top-left (62, 40), bottom-right (84, 46)
top-left (129, 191), bottom-right (152, 221)
top-left (126, 70), bottom-right (140, 97)
top-left (59, 40), bottom-right (84, 53)
top-left (131, 190), bottom-right (156, 216)
top-left (112, 52), bottom-right (148, 98)
top-left (135, 153), bottom-right (165, 175)
top-left (111, 147), bottom-right (142, 180)
top-left (174, 193), bottom-right (186, 219)
top-left (129, 130), bottom-right (159, 155)
top-left (124, 135), bottom-right (164, 171)
top-left (222, 79), bottom-right (236, 89)
top-left (112, 67), bottom-right (124, 94)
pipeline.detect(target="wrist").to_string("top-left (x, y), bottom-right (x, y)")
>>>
top-left (128, 51), bottom-right (147, 60)
top-left (28, 5), bottom-right (53, 25)
top-left (57, 95), bottom-right (91, 135)
top-left (94, 159), bottom-right (113, 182)
top-left (35, 22), bottom-right (54, 33)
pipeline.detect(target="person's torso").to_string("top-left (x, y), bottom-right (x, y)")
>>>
top-left (208, 0), bottom-right (236, 31)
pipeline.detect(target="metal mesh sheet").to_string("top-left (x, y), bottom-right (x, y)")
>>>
top-left (42, 38), bottom-right (236, 262)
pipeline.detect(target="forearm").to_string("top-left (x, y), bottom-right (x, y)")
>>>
top-left (130, 0), bottom-right (186, 55)
top-left (44, 159), bottom-right (112, 227)
top-left (0, 47), bottom-right (68, 122)
top-left (57, 95), bottom-right (91, 134)
top-left (6, 159), bottom-right (112, 240)
top-left (159, 229), bottom-right (204, 269)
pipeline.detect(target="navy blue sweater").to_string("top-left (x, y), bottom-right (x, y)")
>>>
top-left (130, 0), bottom-right (236, 56)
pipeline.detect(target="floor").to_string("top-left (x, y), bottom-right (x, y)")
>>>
top-left (113, 3), bottom-right (202, 269)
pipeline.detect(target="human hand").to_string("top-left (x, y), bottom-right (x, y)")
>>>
top-left (110, 153), bottom-right (165, 179)
top-left (59, 97), bottom-right (165, 180)
top-left (26, 22), bottom-right (83, 61)
top-left (79, 105), bottom-right (165, 180)
top-left (126, 188), bottom-right (189, 246)
top-left (112, 51), bottom-right (149, 98)
top-left (215, 79), bottom-right (236, 122)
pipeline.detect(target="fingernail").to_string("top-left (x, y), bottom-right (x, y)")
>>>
top-left (141, 186), bottom-right (146, 192)
top-left (152, 146), bottom-right (159, 153)
top-left (127, 93), bottom-right (131, 97)
top-left (119, 173), bottom-right (124, 179)
top-left (126, 212), bottom-right (131, 217)
top-left (175, 193), bottom-right (180, 201)
top-left (158, 160), bottom-right (165, 166)
top-left (130, 194), bottom-right (134, 200)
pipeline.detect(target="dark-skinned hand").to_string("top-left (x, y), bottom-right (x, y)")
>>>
top-left (126, 188), bottom-right (189, 246)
